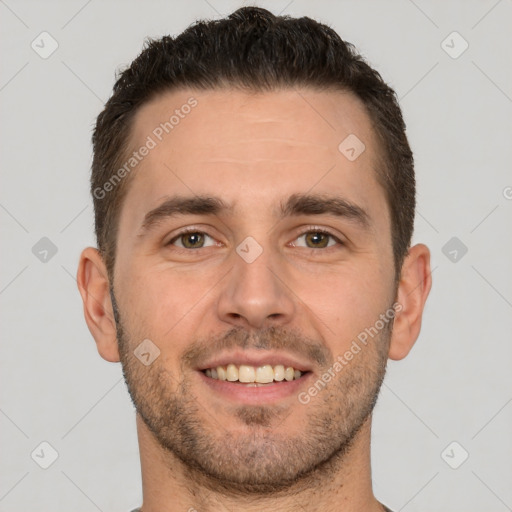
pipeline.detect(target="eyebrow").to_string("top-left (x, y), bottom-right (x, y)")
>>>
top-left (281, 193), bottom-right (370, 228)
top-left (138, 192), bottom-right (370, 236)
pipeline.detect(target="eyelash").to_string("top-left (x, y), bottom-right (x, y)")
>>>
top-left (166, 226), bottom-right (344, 251)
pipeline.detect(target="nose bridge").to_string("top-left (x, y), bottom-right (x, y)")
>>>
top-left (217, 236), bottom-right (295, 329)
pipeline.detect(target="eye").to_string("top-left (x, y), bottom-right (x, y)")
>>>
top-left (293, 229), bottom-right (342, 249)
top-left (166, 227), bottom-right (343, 251)
top-left (167, 229), bottom-right (217, 249)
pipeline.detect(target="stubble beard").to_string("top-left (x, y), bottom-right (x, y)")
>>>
top-left (112, 292), bottom-right (391, 495)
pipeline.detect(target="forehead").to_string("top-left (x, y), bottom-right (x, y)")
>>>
top-left (130, 87), bottom-right (377, 162)
top-left (119, 87), bottom-right (388, 232)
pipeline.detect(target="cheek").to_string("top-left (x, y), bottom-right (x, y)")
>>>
top-left (119, 266), bottom-right (215, 350)
top-left (296, 260), bottom-right (393, 349)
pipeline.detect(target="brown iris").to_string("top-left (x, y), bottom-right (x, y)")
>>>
top-left (304, 232), bottom-right (330, 248)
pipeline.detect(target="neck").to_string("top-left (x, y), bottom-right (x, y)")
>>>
top-left (135, 414), bottom-right (384, 512)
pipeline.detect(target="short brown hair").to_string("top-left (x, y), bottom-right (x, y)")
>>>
top-left (91, 6), bottom-right (415, 280)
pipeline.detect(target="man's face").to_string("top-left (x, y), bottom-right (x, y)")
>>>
top-left (112, 88), bottom-right (396, 491)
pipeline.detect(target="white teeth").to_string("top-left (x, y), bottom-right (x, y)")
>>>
top-left (205, 364), bottom-right (304, 382)
top-left (255, 365), bottom-right (274, 383)
top-left (216, 366), bottom-right (227, 381)
top-left (238, 365), bottom-right (256, 383)
top-left (273, 365), bottom-right (285, 381)
top-left (226, 363), bottom-right (238, 381)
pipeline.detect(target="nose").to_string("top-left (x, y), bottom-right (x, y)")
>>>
top-left (216, 243), bottom-right (296, 330)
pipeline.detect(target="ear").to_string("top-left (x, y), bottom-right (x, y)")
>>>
top-left (388, 243), bottom-right (432, 360)
top-left (77, 247), bottom-right (120, 362)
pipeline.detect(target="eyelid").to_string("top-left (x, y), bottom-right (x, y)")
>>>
top-left (292, 225), bottom-right (344, 246)
top-left (297, 225), bottom-right (341, 237)
top-left (166, 226), bottom-right (219, 247)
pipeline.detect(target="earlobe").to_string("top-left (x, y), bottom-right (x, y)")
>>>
top-left (388, 243), bottom-right (432, 361)
top-left (76, 247), bottom-right (120, 362)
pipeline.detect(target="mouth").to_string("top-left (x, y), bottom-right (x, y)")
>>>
top-left (202, 364), bottom-right (308, 385)
top-left (196, 354), bottom-right (313, 404)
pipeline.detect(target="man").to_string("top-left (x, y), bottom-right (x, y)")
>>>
top-left (77, 6), bottom-right (431, 512)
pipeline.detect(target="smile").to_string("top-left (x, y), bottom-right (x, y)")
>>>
top-left (203, 364), bottom-right (305, 383)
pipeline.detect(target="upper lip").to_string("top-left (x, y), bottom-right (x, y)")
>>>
top-left (197, 350), bottom-right (313, 373)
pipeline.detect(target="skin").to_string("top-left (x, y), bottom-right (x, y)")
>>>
top-left (77, 88), bottom-right (431, 512)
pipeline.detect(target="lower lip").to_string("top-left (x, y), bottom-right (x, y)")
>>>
top-left (197, 371), bottom-right (312, 405)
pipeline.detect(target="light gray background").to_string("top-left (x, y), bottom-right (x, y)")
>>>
top-left (1, 1), bottom-right (511, 511)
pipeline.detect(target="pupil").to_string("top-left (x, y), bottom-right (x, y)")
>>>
top-left (185, 233), bottom-right (203, 248)
top-left (308, 232), bottom-right (327, 248)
